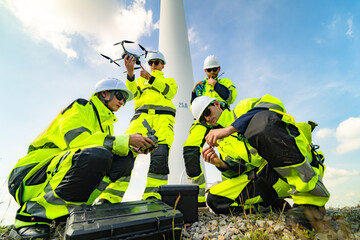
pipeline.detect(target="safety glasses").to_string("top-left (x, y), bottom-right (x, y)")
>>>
top-left (114, 90), bottom-right (126, 104)
top-left (199, 103), bottom-right (214, 124)
top-left (206, 67), bottom-right (219, 73)
top-left (202, 107), bottom-right (211, 118)
top-left (148, 60), bottom-right (162, 66)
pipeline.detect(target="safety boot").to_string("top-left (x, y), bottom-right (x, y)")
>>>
top-left (285, 204), bottom-right (326, 230)
top-left (17, 224), bottom-right (50, 240)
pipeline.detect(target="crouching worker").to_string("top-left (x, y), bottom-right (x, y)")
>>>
top-left (8, 78), bottom-right (156, 239)
top-left (191, 95), bottom-right (330, 231)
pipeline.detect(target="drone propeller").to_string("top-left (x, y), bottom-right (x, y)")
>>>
top-left (138, 44), bottom-right (156, 58)
top-left (138, 44), bottom-right (147, 58)
top-left (114, 40), bottom-right (134, 46)
top-left (113, 56), bottom-right (124, 62)
top-left (100, 53), bottom-right (111, 60)
top-left (100, 54), bottom-right (121, 67)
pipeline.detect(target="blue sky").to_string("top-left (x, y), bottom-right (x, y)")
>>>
top-left (1, 0), bottom-right (360, 225)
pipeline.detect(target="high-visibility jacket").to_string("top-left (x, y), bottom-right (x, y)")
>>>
top-left (184, 76), bottom-right (236, 204)
top-left (208, 94), bottom-right (329, 209)
top-left (194, 76), bottom-right (237, 105)
top-left (117, 70), bottom-right (177, 201)
top-left (8, 95), bottom-right (129, 204)
top-left (214, 95), bottom-right (284, 177)
top-left (28, 95), bottom-right (129, 154)
top-left (126, 70), bottom-right (177, 110)
top-left (216, 94), bottom-right (285, 128)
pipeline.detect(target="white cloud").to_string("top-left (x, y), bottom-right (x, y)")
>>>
top-left (188, 25), bottom-right (209, 52)
top-left (323, 167), bottom-right (359, 188)
top-left (335, 116), bottom-right (360, 154)
top-left (315, 128), bottom-right (334, 139)
top-left (313, 37), bottom-right (324, 44)
top-left (328, 15), bottom-right (340, 31)
top-left (188, 26), bottom-right (199, 44)
top-left (3, 0), bottom-right (155, 59)
top-left (337, 138), bottom-right (360, 154)
top-left (325, 167), bottom-right (359, 179)
top-left (346, 192), bottom-right (356, 197)
top-left (346, 16), bottom-right (354, 37)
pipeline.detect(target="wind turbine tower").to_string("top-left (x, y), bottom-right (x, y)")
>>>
top-left (159, 0), bottom-right (205, 184)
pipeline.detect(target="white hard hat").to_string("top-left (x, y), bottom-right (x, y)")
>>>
top-left (147, 51), bottom-right (166, 64)
top-left (94, 78), bottom-right (134, 101)
top-left (191, 96), bottom-right (216, 121)
top-left (203, 55), bottom-right (220, 69)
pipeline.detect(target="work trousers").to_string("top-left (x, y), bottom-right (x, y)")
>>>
top-left (207, 164), bottom-right (291, 214)
top-left (183, 121), bottom-right (212, 204)
top-left (10, 146), bottom-right (134, 228)
top-left (244, 111), bottom-right (330, 206)
top-left (207, 111), bottom-right (330, 214)
top-left (121, 112), bottom-right (175, 200)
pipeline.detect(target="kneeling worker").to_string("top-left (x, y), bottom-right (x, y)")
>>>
top-left (191, 95), bottom-right (330, 230)
top-left (8, 78), bottom-right (156, 239)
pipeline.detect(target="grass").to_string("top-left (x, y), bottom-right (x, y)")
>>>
top-left (0, 200), bottom-right (13, 240)
top-left (0, 225), bottom-right (13, 240)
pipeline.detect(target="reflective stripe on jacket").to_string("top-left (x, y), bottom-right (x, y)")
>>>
top-left (201, 77), bottom-right (237, 105)
top-left (126, 70), bottom-right (177, 110)
top-left (8, 95), bottom-right (130, 199)
top-left (217, 94), bottom-right (285, 128)
top-left (28, 95), bottom-right (127, 153)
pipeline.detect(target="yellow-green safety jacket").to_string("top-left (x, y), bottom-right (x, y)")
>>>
top-left (213, 94), bottom-right (329, 206)
top-left (217, 94), bottom-right (286, 129)
top-left (199, 76), bottom-right (237, 105)
top-left (214, 95), bottom-right (285, 177)
top-left (8, 95), bottom-right (129, 203)
top-left (127, 70), bottom-right (177, 110)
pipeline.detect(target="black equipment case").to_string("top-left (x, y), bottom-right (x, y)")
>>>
top-left (158, 185), bottom-right (199, 223)
top-left (64, 199), bottom-right (184, 240)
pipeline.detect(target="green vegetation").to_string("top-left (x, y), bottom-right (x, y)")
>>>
top-left (0, 225), bottom-right (13, 240)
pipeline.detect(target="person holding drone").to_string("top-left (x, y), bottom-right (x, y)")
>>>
top-left (183, 55), bottom-right (237, 207)
top-left (97, 51), bottom-right (178, 202)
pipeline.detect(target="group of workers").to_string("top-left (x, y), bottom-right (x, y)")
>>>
top-left (8, 50), bottom-right (330, 239)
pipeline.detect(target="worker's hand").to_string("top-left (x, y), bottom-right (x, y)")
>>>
top-left (205, 126), bottom-right (238, 147)
top-left (202, 147), bottom-right (228, 170)
top-left (129, 133), bottom-right (155, 154)
top-left (192, 81), bottom-right (204, 92)
top-left (124, 55), bottom-right (135, 78)
top-left (207, 77), bottom-right (217, 87)
top-left (140, 65), bottom-right (152, 81)
top-left (202, 147), bottom-right (219, 165)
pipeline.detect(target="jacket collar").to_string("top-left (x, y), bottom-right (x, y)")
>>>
top-left (216, 109), bottom-right (233, 128)
top-left (90, 95), bottom-right (118, 126)
top-left (204, 76), bottom-right (219, 81)
top-left (151, 70), bottom-right (164, 78)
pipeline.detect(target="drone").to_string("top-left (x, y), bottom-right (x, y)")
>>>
top-left (100, 40), bottom-right (156, 70)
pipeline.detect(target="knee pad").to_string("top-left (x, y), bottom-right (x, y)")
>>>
top-left (206, 192), bottom-right (234, 215)
top-left (109, 151), bottom-right (135, 182)
top-left (78, 147), bottom-right (113, 172)
top-left (183, 146), bottom-right (201, 177)
top-left (55, 147), bottom-right (112, 202)
top-left (149, 144), bottom-right (169, 175)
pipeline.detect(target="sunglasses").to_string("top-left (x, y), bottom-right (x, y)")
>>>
top-left (148, 60), bottom-right (162, 66)
top-left (114, 90), bottom-right (126, 104)
top-left (206, 67), bottom-right (219, 73)
top-left (199, 103), bottom-right (214, 124)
